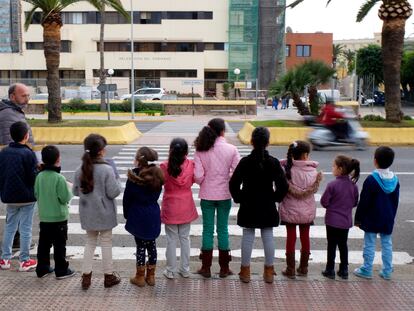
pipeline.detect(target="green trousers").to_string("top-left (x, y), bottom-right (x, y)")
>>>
top-left (200, 199), bottom-right (231, 250)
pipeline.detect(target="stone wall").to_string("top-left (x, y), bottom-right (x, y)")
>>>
top-left (164, 104), bottom-right (257, 115)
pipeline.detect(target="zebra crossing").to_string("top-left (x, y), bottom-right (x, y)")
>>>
top-left (4, 143), bottom-right (413, 265)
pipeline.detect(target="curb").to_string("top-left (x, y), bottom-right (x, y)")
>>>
top-left (32, 122), bottom-right (142, 144)
top-left (238, 122), bottom-right (414, 146)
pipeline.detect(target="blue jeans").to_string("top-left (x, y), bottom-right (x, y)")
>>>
top-left (1, 203), bottom-right (35, 262)
top-left (361, 232), bottom-right (393, 275)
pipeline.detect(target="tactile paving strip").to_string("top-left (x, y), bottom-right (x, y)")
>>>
top-left (0, 276), bottom-right (413, 311)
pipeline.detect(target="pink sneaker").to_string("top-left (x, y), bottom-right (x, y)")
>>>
top-left (0, 259), bottom-right (11, 270)
top-left (19, 259), bottom-right (37, 272)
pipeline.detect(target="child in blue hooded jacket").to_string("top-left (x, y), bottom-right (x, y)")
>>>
top-left (354, 146), bottom-right (400, 280)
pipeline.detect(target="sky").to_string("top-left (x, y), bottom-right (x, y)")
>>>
top-left (285, 0), bottom-right (414, 40)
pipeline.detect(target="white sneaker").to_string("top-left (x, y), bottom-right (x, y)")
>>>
top-left (178, 270), bottom-right (190, 278)
top-left (0, 259), bottom-right (11, 270)
top-left (163, 270), bottom-right (174, 279)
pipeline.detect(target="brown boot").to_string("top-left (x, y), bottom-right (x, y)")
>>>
top-left (238, 265), bottom-right (251, 283)
top-left (263, 265), bottom-right (276, 283)
top-left (130, 265), bottom-right (146, 287)
top-left (104, 272), bottom-right (121, 288)
top-left (296, 252), bottom-right (310, 276)
top-left (197, 250), bottom-right (213, 278)
top-left (218, 250), bottom-right (234, 278)
top-left (81, 272), bottom-right (92, 290)
top-left (282, 253), bottom-right (296, 279)
top-left (145, 264), bottom-right (156, 286)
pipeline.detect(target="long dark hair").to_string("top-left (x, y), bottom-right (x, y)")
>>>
top-left (334, 155), bottom-right (360, 183)
top-left (133, 147), bottom-right (164, 191)
top-left (167, 138), bottom-right (188, 178)
top-left (251, 127), bottom-right (269, 168)
top-left (80, 134), bottom-right (107, 194)
top-left (285, 140), bottom-right (311, 180)
top-left (194, 118), bottom-right (225, 152)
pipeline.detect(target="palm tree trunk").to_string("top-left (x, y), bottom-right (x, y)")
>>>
top-left (308, 85), bottom-right (319, 115)
top-left (382, 18), bottom-right (405, 122)
top-left (99, 7), bottom-right (106, 111)
top-left (43, 21), bottom-right (62, 123)
top-left (292, 93), bottom-right (310, 115)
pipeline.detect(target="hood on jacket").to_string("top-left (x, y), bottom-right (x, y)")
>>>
top-left (372, 170), bottom-right (398, 194)
top-left (0, 99), bottom-right (23, 113)
top-left (280, 159), bottom-right (319, 170)
top-left (161, 158), bottom-right (193, 187)
top-left (128, 166), bottom-right (164, 191)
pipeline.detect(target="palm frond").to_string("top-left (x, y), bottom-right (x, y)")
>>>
top-left (24, 5), bottom-right (39, 30)
top-left (87, 0), bottom-right (130, 20)
top-left (357, 0), bottom-right (380, 22)
top-left (286, 0), bottom-right (305, 9)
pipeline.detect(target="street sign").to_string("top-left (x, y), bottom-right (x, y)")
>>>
top-left (182, 79), bottom-right (204, 86)
top-left (97, 83), bottom-right (117, 92)
top-left (234, 81), bottom-right (247, 89)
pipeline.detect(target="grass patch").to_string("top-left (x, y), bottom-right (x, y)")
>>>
top-left (250, 119), bottom-right (414, 128)
top-left (28, 120), bottom-right (130, 127)
top-left (250, 120), bottom-right (304, 127)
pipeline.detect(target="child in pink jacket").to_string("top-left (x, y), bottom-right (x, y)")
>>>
top-left (160, 138), bottom-right (198, 279)
top-left (279, 141), bottom-right (322, 279)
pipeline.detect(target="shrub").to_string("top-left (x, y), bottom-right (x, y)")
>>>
top-left (362, 114), bottom-right (385, 121)
top-left (403, 115), bottom-right (412, 120)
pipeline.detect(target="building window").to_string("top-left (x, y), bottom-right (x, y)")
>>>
top-left (204, 43), bottom-right (225, 51)
top-left (165, 70), bottom-right (197, 78)
top-left (26, 40), bottom-right (72, 52)
top-left (296, 45), bottom-right (311, 57)
top-left (285, 44), bottom-right (290, 57)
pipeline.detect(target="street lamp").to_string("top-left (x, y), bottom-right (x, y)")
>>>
top-left (130, 0), bottom-right (135, 119)
top-left (234, 68), bottom-right (240, 100)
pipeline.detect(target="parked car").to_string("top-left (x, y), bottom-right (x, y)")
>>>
top-left (32, 93), bottom-right (48, 100)
top-left (373, 91), bottom-right (385, 106)
top-left (121, 88), bottom-right (165, 101)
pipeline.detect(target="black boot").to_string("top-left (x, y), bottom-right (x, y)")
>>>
top-left (197, 250), bottom-right (213, 278)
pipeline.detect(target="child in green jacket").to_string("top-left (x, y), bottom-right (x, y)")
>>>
top-left (35, 145), bottom-right (74, 279)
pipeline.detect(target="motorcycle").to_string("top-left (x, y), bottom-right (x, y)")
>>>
top-left (305, 109), bottom-right (369, 150)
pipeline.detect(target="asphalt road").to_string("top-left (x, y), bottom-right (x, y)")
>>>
top-left (53, 143), bottom-right (414, 259)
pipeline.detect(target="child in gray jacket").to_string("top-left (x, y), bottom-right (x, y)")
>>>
top-left (73, 134), bottom-right (121, 290)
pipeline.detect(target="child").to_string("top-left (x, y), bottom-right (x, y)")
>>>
top-left (0, 121), bottom-right (38, 271)
top-left (35, 145), bottom-right (75, 279)
top-left (354, 146), bottom-right (399, 280)
top-left (279, 141), bottom-right (322, 279)
top-left (160, 138), bottom-right (198, 279)
top-left (194, 118), bottom-right (240, 278)
top-left (320, 155), bottom-right (360, 280)
top-left (229, 127), bottom-right (288, 283)
top-left (123, 147), bottom-right (164, 287)
top-left (73, 134), bottom-right (122, 290)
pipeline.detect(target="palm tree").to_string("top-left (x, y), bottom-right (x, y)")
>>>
top-left (287, 0), bottom-right (413, 122)
top-left (332, 43), bottom-right (344, 65)
top-left (88, 0), bottom-right (129, 111)
top-left (24, 0), bottom-right (84, 122)
top-left (269, 60), bottom-right (335, 115)
top-left (343, 49), bottom-right (356, 74)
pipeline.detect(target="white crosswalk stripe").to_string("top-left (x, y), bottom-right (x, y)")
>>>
top-left (3, 144), bottom-right (413, 265)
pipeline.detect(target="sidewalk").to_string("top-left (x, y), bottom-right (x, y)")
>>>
top-left (1, 260), bottom-right (414, 311)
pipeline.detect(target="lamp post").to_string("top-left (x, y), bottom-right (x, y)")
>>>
top-left (130, 0), bottom-right (135, 119)
top-left (234, 68), bottom-right (240, 100)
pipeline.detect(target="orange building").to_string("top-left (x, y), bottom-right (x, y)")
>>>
top-left (285, 32), bottom-right (333, 70)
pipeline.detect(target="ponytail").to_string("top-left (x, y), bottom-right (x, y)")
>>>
top-left (350, 158), bottom-right (360, 183)
top-left (80, 134), bottom-right (107, 194)
top-left (285, 140), bottom-right (311, 180)
top-left (251, 127), bottom-right (270, 169)
top-left (334, 155), bottom-right (360, 183)
top-left (194, 118), bottom-right (225, 152)
top-left (167, 138), bottom-right (188, 178)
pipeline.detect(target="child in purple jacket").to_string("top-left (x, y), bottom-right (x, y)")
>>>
top-left (320, 155), bottom-right (360, 280)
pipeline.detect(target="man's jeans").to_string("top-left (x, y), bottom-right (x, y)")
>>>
top-left (1, 203), bottom-right (35, 262)
top-left (361, 232), bottom-right (393, 275)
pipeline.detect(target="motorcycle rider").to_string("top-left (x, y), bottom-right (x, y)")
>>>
top-left (318, 100), bottom-right (349, 140)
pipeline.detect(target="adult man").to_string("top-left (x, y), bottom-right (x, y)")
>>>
top-left (0, 83), bottom-right (34, 145)
top-left (0, 83), bottom-right (35, 250)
